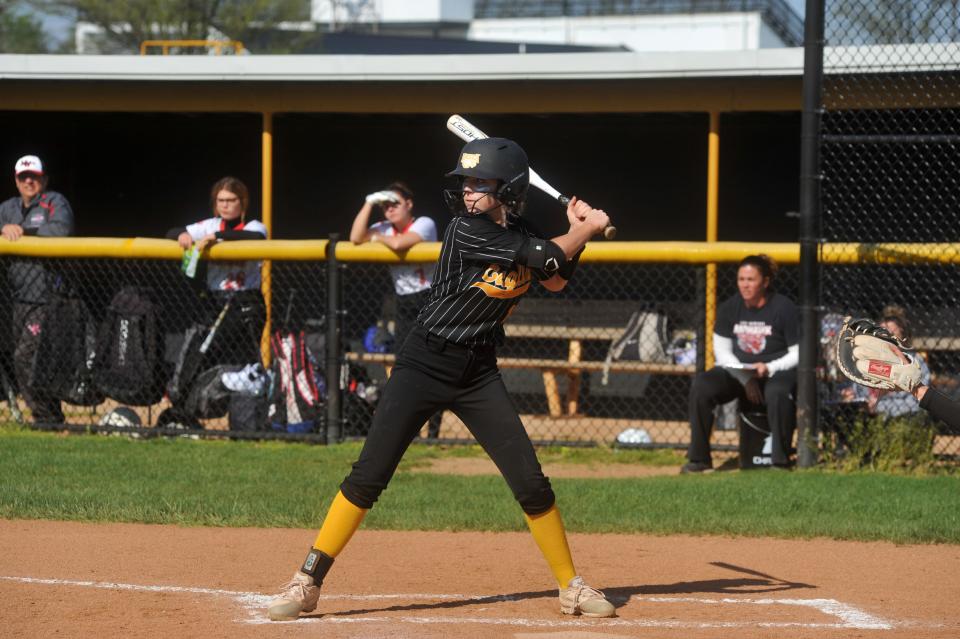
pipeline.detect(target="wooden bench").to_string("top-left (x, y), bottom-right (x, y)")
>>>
top-left (346, 298), bottom-right (697, 418)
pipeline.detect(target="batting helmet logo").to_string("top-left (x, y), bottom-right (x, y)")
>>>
top-left (460, 153), bottom-right (481, 169)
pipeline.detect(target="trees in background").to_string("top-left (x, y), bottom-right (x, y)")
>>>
top-left (0, 1), bottom-right (49, 52)
top-left (34, 0), bottom-right (312, 53)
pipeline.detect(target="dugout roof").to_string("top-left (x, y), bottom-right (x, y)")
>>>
top-left (0, 49), bottom-right (804, 113)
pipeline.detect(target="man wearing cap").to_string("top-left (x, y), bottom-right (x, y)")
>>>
top-left (0, 155), bottom-right (75, 423)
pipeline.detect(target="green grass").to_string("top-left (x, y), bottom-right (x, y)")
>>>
top-left (0, 425), bottom-right (957, 544)
top-left (398, 441), bottom-right (682, 467)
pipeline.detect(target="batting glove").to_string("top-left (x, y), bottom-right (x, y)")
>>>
top-left (365, 190), bottom-right (400, 206)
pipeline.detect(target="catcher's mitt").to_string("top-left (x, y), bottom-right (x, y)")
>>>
top-left (835, 316), bottom-right (922, 392)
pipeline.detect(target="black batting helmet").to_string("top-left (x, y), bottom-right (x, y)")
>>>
top-left (446, 137), bottom-right (530, 205)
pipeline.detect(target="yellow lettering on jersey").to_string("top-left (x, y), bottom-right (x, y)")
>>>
top-left (472, 264), bottom-right (531, 298)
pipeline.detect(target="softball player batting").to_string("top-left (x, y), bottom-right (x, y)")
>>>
top-left (267, 137), bottom-right (615, 621)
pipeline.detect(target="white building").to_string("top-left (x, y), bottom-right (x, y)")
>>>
top-left (76, 0), bottom-right (803, 54)
top-left (310, 0), bottom-right (802, 51)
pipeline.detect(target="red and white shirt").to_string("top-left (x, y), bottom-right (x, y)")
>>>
top-left (369, 216), bottom-right (437, 295)
top-left (185, 217), bottom-right (268, 291)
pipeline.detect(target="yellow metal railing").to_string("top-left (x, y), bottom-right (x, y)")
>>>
top-left (140, 40), bottom-right (244, 55)
top-left (4, 238), bottom-right (959, 265)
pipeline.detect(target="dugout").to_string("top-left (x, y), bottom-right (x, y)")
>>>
top-left (0, 50), bottom-right (804, 244)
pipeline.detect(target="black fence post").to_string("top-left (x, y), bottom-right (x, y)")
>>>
top-left (797, 0), bottom-right (825, 468)
top-left (326, 233), bottom-right (341, 444)
top-left (696, 266), bottom-right (706, 373)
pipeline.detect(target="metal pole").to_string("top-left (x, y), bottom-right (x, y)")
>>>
top-left (326, 234), bottom-right (342, 444)
top-left (260, 111), bottom-right (273, 366)
top-left (325, 233), bottom-right (343, 444)
top-left (705, 110), bottom-right (720, 370)
top-left (797, 0), bottom-right (825, 468)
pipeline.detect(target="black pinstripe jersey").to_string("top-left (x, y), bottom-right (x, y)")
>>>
top-left (417, 212), bottom-right (553, 346)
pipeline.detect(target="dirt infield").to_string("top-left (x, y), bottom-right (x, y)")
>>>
top-left (1, 519), bottom-right (957, 639)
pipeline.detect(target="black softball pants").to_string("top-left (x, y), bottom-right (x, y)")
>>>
top-left (13, 302), bottom-right (64, 424)
top-left (393, 290), bottom-right (442, 438)
top-left (687, 366), bottom-right (797, 466)
top-left (340, 325), bottom-right (556, 515)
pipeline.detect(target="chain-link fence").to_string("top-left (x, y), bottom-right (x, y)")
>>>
top-left (819, 0), bottom-right (960, 458)
top-left (9, 232), bottom-right (955, 459)
top-left (342, 257), bottom-right (709, 446)
top-left (0, 244), bottom-right (334, 442)
top-left (0, 240), bottom-right (805, 451)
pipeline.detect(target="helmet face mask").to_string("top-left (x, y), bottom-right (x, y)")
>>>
top-left (445, 137), bottom-right (530, 216)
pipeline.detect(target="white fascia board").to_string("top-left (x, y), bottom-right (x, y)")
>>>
top-left (0, 49), bottom-right (804, 82)
top-left (1, 43), bottom-right (953, 83)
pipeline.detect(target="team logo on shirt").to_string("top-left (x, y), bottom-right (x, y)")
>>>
top-left (471, 263), bottom-right (532, 298)
top-left (460, 153), bottom-right (481, 169)
top-left (734, 321), bottom-right (772, 354)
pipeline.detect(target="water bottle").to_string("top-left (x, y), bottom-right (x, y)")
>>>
top-left (181, 246), bottom-right (200, 278)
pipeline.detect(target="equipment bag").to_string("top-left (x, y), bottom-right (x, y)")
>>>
top-left (61, 299), bottom-right (104, 406)
top-left (31, 296), bottom-right (105, 406)
top-left (601, 310), bottom-right (671, 385)
top-left (166, 323), bottom-right (208, 409)
top-left (93, 287), bottom-right (164, 406)
top-left (183, 365), bottom-right (234, 420)
top-left (229, 391), bottom-right (270, 431)
top-left (270, 331), bottom-right (322, 430)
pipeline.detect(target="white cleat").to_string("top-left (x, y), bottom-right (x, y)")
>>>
top-left (559, 575), bottom-right (616, 618)
top-left (267, 571), bottom-right (321, 621)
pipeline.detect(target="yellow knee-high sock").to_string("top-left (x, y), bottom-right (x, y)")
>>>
top-left (312, 491), bottom-right (368, 558)
top-left (524, 505), bottom-right (577, 587)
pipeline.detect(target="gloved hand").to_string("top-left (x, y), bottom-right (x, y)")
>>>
top-left (835, 316), bottom-right (923, 392)
top-left (365, 190), bottom-right (400, 206)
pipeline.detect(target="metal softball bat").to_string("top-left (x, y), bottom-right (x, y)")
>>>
top-left (446, 114), bottom-right (617, 240)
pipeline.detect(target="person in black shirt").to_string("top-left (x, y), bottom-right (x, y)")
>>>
top-left (267, 137), bottom-right (616, 621)
top-left (682, 254), bottom-right (799, 473)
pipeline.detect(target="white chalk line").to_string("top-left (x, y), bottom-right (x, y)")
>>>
top-left (0, 575), bottom-right (912, 630)
top-left (641, 597), bottom-right (893, 630)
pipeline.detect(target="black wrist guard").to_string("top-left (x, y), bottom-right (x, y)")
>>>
top-left (558, 247), bottom-right (585, 280)
top-left (300, 547), bottom-right (335, 585)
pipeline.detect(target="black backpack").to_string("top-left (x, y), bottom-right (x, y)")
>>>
top-left (30, 295), bottom-right (104, 406)
top-left (166, 323), bottom-right (208, 409)
top-left (60, 299), bottom-right (104, 406)
top-left (93, 287), bottom-right (164, 406)
top-left (601, 310), bottom-right (671, 385)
